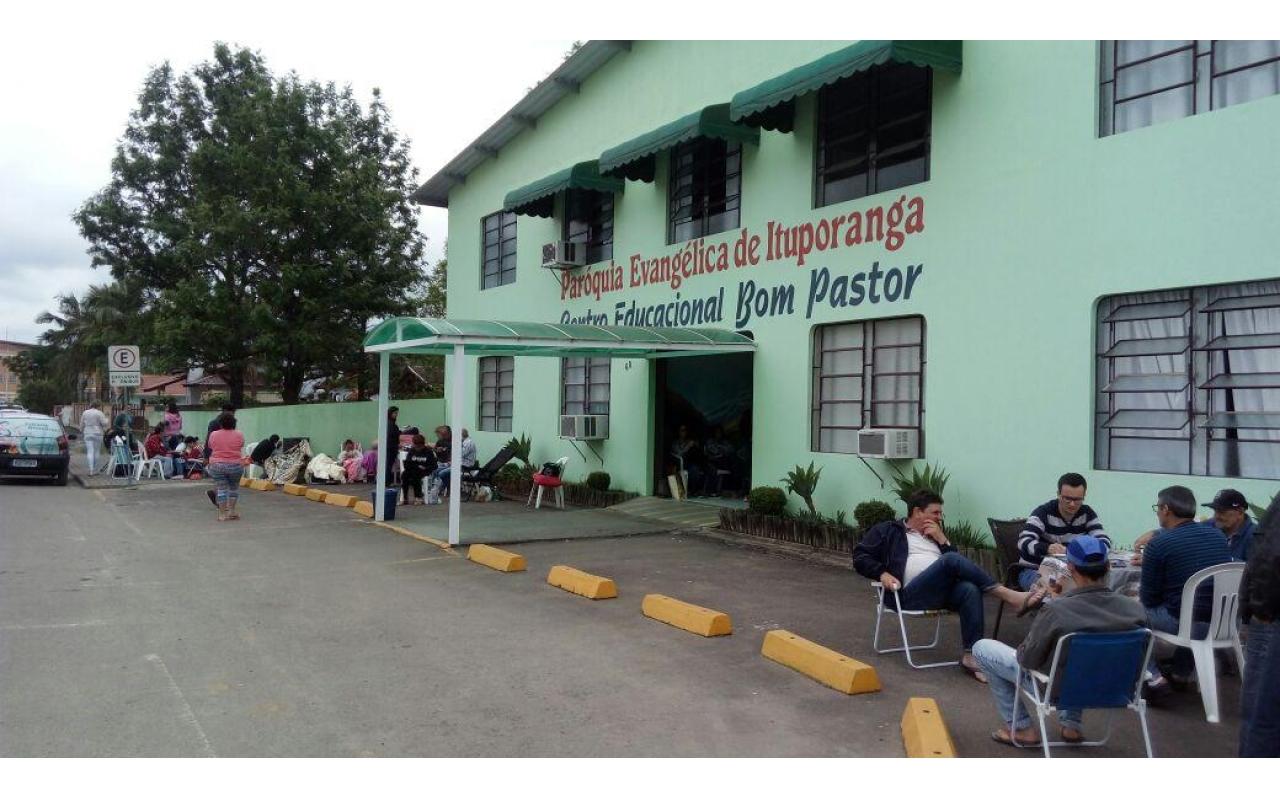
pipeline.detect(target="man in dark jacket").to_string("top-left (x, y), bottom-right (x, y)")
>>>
top-left (1240, 492), bottom-right (1280, 757)
top-left (853, 489), bottom-right (1041, 680)
top-left (974, 535), bottom-right (1146, 746)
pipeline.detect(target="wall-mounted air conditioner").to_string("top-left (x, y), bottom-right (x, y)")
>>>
top-left (856, 428), bottom-right (919, 459)
top-left (541, 241), bottom-right (587, 270)
top-left (559, 414), bottom-right (609, 440)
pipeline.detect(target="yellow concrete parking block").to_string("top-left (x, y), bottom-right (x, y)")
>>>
top-left (239, 477), bottom-right (251, 487)
top-left (467, 544), bottom-right (526, 573)
top-left (353, 500), bottom-right (374, 518)
top-left (250, 479), bottom-right (275, 491)
top-left (282, 483), bottom-right (307, 496)
top-left (325, 493), bottom-right (358, 508)
top-left (761, 630), bottom-right (880, 695)
top-left (901, 697), bottom-right (956, 758)
top-left (546, 565), bottom-right (618, 600)
top-left (305, 488), bottom-right (329, 502)
top-left (641, 594), bottom-right (731, 637)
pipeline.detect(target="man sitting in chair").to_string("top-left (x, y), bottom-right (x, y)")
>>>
top-left (973, 535), bottom-right (1146, 747)
top-left (854, 489), bottom-right (1044, 683)
top-left (1016, 472), bottom-right (1111, 590)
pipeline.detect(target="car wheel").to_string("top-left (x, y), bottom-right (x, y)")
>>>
top-left (54, 469), bottom-right (68, 486)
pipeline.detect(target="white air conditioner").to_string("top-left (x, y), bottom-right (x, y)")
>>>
top-left (856, 428), bottom-right (920, 459)
top-left (541, 241), bottom-right (587, 270)
top-left (559, 414), bottom-right (609, 440)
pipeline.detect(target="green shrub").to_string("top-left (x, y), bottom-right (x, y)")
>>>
top-left (890, 462), bottom-right (950, 505)
top-left (747, 486), bottom-right (788, 516)
top-left (854, 500), bottom-right (898, 534)
top-left (586, 471), bottom-right (611, 491)
top-left (780, 461), bottom-right (822, 515)
top-left (946, 520), bottom-right (994, 551)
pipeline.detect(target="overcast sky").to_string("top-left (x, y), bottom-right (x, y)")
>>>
top-left (0, 3), bottom-right (572, 344)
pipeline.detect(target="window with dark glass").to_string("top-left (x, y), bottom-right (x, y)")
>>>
top-left (478, 356), bottom-right (514, 432)
top-left (815, 62), bottom-right (931, 208)
top-left (668, 137), bottom-right (741, 244)
top-left (1099, 41), bottom-right (1280, 137)
top-left (811, 316), bottom-right (925, 454)
top-left (481, 211), bottom-right (518, 289)
top-left (564, 191), bottom-right (613, 265)
top-left (1094, 279), bottom-right (1280, 479)
top-left (561, 357), bottom-right (611, 417)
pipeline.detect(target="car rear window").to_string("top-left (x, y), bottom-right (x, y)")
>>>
top-left (0, 417), bottom-right (63, 454)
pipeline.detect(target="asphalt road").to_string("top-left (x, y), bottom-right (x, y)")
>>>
top-left (0, 478), bottom-right (1242, 757)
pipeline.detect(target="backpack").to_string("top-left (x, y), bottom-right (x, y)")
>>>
top-left (539, 461), bottom-right (562, 478)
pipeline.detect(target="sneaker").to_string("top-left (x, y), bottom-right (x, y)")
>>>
top-left (1142, 676), bottom-right (1173, 703)
top-left (206, 489), bottom-right (218, 508)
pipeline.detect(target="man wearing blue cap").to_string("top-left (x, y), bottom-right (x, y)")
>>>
top-left (973, 535), bottom-right (1146, 747)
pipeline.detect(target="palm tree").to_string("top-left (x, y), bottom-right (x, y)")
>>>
top-left (36, 281), bottom-right (142, 399)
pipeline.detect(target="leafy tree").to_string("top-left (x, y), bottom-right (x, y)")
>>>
top-left (35, 280), bottom-right (146, 398)
top-left (75, 44), bottom-right (426, 406)
top-left (5, 346), bottom-right (75, 413)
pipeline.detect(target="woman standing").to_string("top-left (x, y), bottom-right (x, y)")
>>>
top-left (206, 413), bottom-right (245, 522)
top-left (163, 401), bottom-right (183, 451)
top-left (384, 406), bottom-right (401, 483)
top-left (79, 401), bottom-right (108, 475)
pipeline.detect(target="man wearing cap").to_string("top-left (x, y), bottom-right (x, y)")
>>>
top-left (973, 535), bottom-right (1146, 747)
top-left (1204, 489), bottom-right (1257, 563)
top-left (1134, 485), bottom-right (1231, 697)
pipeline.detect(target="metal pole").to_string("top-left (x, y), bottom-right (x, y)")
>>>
top-left (448, 343), bottom-right (465, 546)
top-left (375, 352), bottom-right (390, 521)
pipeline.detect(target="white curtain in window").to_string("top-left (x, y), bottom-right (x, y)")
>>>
top-left (869, 318), bottom-right (923, 428)
top-left (1213, 41), bottom-right (1280, 110)
top-left (1114, 41), bottom-right (1195, 134)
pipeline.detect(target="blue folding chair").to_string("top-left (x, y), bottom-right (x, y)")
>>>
top-left (1013, 629), bottom-right (1155, 758)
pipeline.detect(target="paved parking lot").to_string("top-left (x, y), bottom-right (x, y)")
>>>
top-left (0, 477), bottom-right (1242, 756)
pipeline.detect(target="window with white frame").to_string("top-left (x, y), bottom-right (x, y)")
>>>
top-left (811, 316), bottom-right (925, 454)
top-left (561, 357), bottom-right (611, 417)
top-left (1099, 41), bottom-right (1280, 137)
top-left (1095, 279), bottom-right (1280, 479)
top-left (478, 356), bottom-right (514, 432)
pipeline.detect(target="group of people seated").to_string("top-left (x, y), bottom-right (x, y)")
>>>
top-left (668, 422), bottom-right (748, 498)
top-left (142, 423), bottom-right (204, 478)
top-left (853, 472), bottom-right (1268, 750)
top-left (333, 407), bottom-right (480, 507)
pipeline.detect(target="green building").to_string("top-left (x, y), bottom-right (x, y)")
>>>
top-left (412, 40), bottom-right (1280, 541)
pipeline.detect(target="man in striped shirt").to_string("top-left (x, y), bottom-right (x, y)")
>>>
top-left (1016, 473), bottom-right (1111, 590)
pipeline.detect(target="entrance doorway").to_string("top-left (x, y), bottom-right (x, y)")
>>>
top-left (654, 353), bottom-right (753, 499)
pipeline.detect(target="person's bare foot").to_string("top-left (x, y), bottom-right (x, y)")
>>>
top-left (1061, 727), bottom-right (1084, 743)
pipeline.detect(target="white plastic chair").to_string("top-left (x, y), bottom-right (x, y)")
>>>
top-left (527, 456), bottom-right (569, 510)
top-left (870, 582), bottom-right (959, 669)
top-left (135, 441), bottom-right (169, 480)
top-left (1151, 562), bottom-right (1245, 723)
top-left (242, 441), bottom-right (265, 479)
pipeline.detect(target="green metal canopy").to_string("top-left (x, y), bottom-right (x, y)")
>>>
top-left (730, 40), bottom-right (963, 131)
top-left (502, 160), bottom-right (624, 218)
top-left (598, 103), bottom-right (759, 182)
top-left (364, 317), bottom-right (755, 358)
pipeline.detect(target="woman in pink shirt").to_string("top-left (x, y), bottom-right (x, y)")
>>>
top-left (163, 401), bottom-right (183, 450)
top-left (206, 412), bottom-right (246, 521)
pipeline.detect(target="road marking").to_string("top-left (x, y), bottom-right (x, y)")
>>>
top-left (0, 620), bottom-right (111, 631)
top-left (145, 653), bottom-right (217, 757)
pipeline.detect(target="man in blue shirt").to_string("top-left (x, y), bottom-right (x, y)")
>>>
top-left (1204, 488), bottom-right (1257, 562)
top-left (1134, 485), bottom-right (1230, 697)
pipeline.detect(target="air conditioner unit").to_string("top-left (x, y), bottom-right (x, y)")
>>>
top-left (541, 241), bottom-right (587, 270)
top-left (856, 428), bottom-right (920, 459)
top-left (559, 414), bottom-right (609, 440)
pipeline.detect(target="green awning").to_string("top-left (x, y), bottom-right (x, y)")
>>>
top-left (502, 160), bottom-right (624, 218)
top-left (730, 40), bottom-right (963, 131)
top-left (599, 103), bottom-right (760, 182)
top-left (364, 317), bottom-right (755, 359)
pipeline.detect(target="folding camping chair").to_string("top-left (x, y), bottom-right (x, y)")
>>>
top-left (1013, 629), bottom-right (1156, 758)
top-left (459, 443), bottom-right (517, 500)
top-left (870, 582), bottom-right (960, 669)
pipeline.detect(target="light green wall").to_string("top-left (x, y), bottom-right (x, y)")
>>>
top-left (147, 400), bottom-right (446, 455)
top-left (440, 41), bottom-right (1280, 542)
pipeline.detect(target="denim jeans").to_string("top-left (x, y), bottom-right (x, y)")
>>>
top-left (1018, 568), bottom-right (1040, 591)
top-left (208, 462), bottom-right (243, 505)
top-left (436, 466), bottom-right (452, 492)
top-left (972, 639), bottom-right (1082, 732)
top-left (1145, 604), bottom-right (1206, 679)
top-left (1240, 621), bottom-right (1280, 757)
top-left (897, 551), bottom-right (997, 649)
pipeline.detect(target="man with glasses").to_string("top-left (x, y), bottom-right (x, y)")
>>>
top-left (1133, 485), bottom-right (1230, 699)
top-left (1015, 473), bottom-right (1111, 590)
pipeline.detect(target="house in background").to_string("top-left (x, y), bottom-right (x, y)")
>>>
top-left (0, 340), bottom-right (35, 403)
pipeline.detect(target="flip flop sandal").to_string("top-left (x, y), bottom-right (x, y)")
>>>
top-left (1061, 727), bottom-right (1084, 743)
top-left (961, 660), bottom-right (989, 684)
top-left (991, 728), bottom-right (1040, 747)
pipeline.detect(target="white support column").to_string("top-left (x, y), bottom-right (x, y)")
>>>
top-left (448, 343), bottom-right (465, 546)
top-left (375, 351), bottom-right (390, 522)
